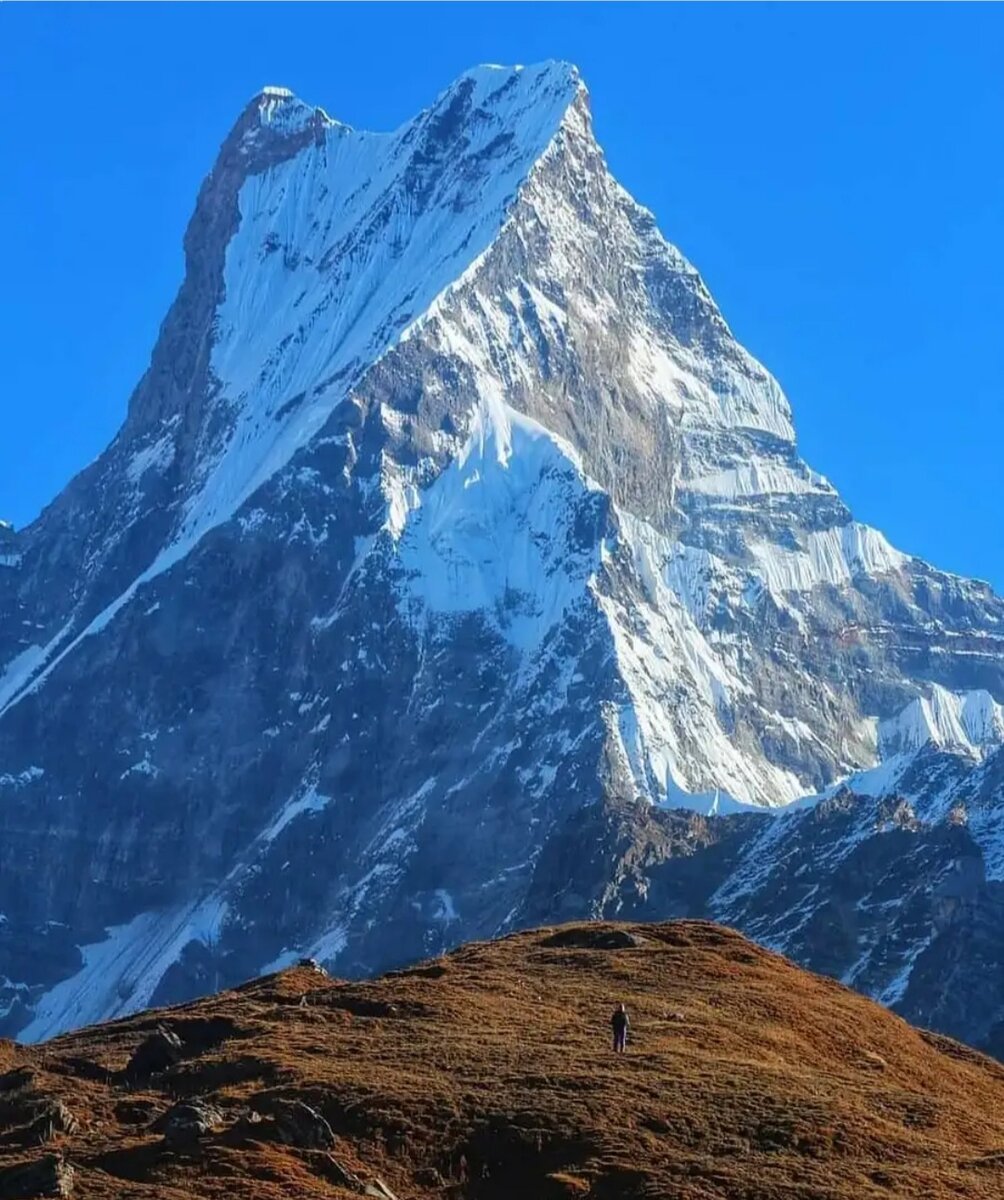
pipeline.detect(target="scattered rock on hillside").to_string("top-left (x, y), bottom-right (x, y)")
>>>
top-left (0, 1153), bottom-right (73, 1198)
top-left (362, 1179), bottom-right (399, 1200)
top-left (151, 1099), bottom-right (224, 1149)
top-left (113, 1099), bottom-right (161, 1126)
top-left (0, 1092), bottom-right (78, 1148)
top-left (267, 1098), bottom-right (335, 1150)
top-left (124, 1026), bottom-right (182, 1083)
top-left (24, 1100), bottom-right (79, 1145)
top-left (540, 927), bottom-right (646, 951)
top-left (0, 1071), bottom-right (32, 1096)
top-left (312, 1156), bottom-right (366, 1191)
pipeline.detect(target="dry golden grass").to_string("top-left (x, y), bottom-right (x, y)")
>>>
top-left (3, 921), bottom-right (1004, 1198)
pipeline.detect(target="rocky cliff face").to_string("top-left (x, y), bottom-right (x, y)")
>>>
top-left (1, 62), bottom-right (1002, 1047)
top-left (520, 747), bottom-right (1004, 1054)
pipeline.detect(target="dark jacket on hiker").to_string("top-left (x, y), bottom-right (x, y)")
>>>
top-left (611, 1005), bottom-right (629, 1050)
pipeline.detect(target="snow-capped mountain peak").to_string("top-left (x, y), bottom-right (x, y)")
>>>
top-left (164, 61), bottom-right (590, 556)
top-left (1, 63), bottom-right (1003, 1047)
top-left (252, 85), bottom-right (335, 135)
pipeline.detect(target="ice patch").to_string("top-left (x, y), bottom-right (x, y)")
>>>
top-left (598, 511), bottom-right (806, 808)
top-left (822, 754), bottom-right (914, 801)
top-left (262, 782), bottom-right (330, 843)
top-left (878, 686), bottom-right (1004, 760)
top-left (0, 643), bottom-right (52, 711)
top-left (19, 894), bottom-right (231, 1042)
top-left (626, 328), bottom-right (795, 441)
top-left (686, 459), bottom-right (832, 500)
top-left (0, 766), bottom-right (44, 788)
top-left (878, 936), bottom-right (932, 1006)
top-left (749, 522), bottom-right (907, 596)
top-left (126, 434), bottom-right (175, 484)
top-left (119, 756), bottom-right (158, 780)
top-left (259, 948), bottom-right (301, 975)
top-left (305, 925), bottom-right (347, 964)
top-left (433, 889), bottom-right (460, 924)
top-left (396, 392), bottom-right (600, 651)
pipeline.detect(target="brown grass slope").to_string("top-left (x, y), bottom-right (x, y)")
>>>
top-left (2, 921), bottom-right (1004, 1199)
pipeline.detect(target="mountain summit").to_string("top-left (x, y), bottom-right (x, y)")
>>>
top-left (1, 63), bottom-right (1003, 1046)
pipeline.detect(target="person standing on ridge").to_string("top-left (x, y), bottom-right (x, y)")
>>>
top-left (611, 1002), bottom-right (629, 1053)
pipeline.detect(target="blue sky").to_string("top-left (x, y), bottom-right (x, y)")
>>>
top-left (2, 3), bottom-right (1001, 589)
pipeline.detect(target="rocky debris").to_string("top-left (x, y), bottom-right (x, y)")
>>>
top-left (123, 1026), bottom-right (182, 1083)
top-left (258, 1098), bottom-right (335, 1150)
top-left (165, 1016), bottom-right (241, 1055)
top-left (308, 1158), bottom-right (400, 1200)
top-left (363, 1180), bottom-right (399, 1200)
top-left (0, 1095), bottom-right (34, 1135)
top-left (312, 1156), bottom-right (365, 1191)
top-left (0, 1072), bottom-right (32, 1096)
top-left (0, 1153), bottom-right (73, 1198)
top-left (225, 1109), bottom-right (265, 1143)
top-left (113, 1098), bottom-right (161, 1126)
top-left (413, 1166), bottom-right (445, 1187)
top-left (22, 1101), bottom-right (78, 1146)
top-left (151, 1099), bottom-right (224, 1149)
top-left (0, 1092), bottom-right (78, 1148)
top-left (541, 927), bottom-right (646, 951)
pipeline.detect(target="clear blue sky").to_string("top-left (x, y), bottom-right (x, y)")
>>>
top-left (2, 3), bottom-right (1001, 589)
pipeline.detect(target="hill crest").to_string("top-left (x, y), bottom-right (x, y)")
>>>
top-left (3, 921), bottom-right (1004, 1199)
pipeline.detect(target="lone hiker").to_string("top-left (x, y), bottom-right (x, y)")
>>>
top-left (611, 1002), bottom-right (629, 1053)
